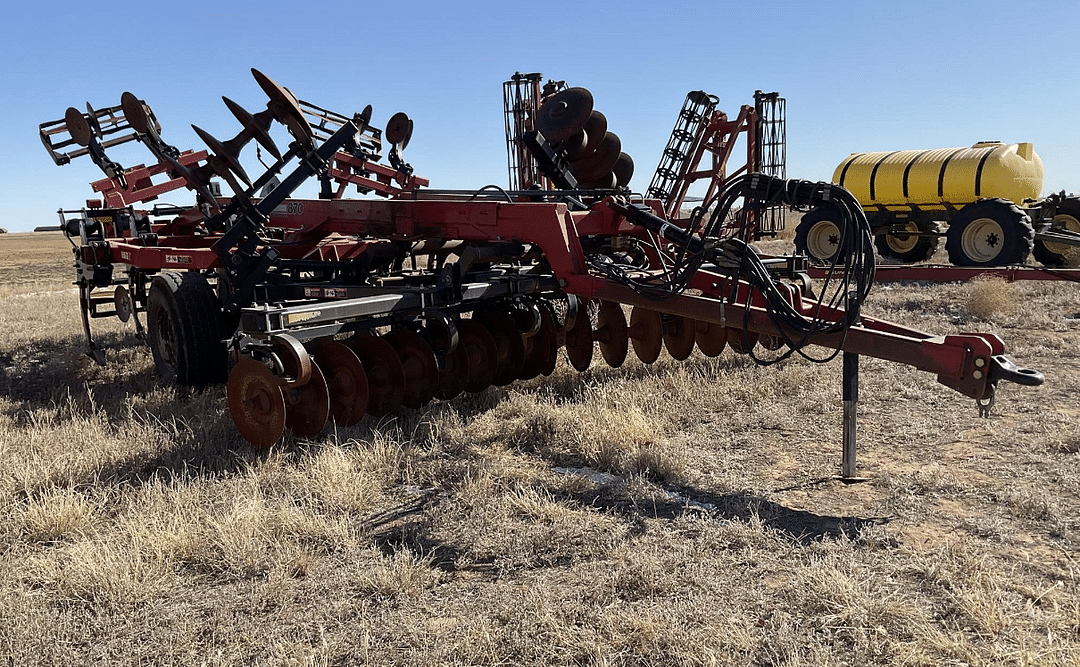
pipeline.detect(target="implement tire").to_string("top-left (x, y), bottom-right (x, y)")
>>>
top-left (1033, 197), bottom-right (1080, 267)
top-left (794, 204), bottom-right (845, 265)
top-left (147, 271), bottom-right (228, 388)
top-left (875, 220), bottom-right (941, 263)
top-left (944, 198), bottom-right (1034, 267)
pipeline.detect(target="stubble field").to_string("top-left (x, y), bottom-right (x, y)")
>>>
top-left (0, 231), bottom-right (1078, 665)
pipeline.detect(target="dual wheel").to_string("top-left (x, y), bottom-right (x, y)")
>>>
top-left (794, 199), bottom-right (1034, 267)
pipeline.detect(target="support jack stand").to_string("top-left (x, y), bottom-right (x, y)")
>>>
top-left (839, 351), bottom-right (870, 484)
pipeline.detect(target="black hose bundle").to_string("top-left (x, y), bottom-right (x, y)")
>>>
top-left (713, 174), bottom-right (876, 364)
top-left (597, 174), bottom-right (876, 364)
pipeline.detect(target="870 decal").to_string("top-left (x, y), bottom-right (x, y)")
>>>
top-left (278, 202), bottom-right (304, 215)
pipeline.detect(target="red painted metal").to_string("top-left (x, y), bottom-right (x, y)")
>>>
top-left (809, 264), bottom-right (1080, 283)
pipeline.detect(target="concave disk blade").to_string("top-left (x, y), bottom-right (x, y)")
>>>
top-left (629, 307), bottom-right (663, 365)
top-left (570, 131), bottom-right (621, 184)
top-left (346, 334), bottom-right (406, 417)
top-left (65, 107), bottom-right (92, 147)
top-left (726, 327), bottom-right (760, 354)
top-left (612, 152), bottom-right (634, 187)
top-left (384, 329), bottom-right (440, 409)
top-left (227, 357), bottom-right (286, 449)
top-left (663, 315), bottom-right (696, 361)
top-left (596, 301), bottom-right (628, 368)
top-left (272, 333), bottom-right (312, 386)
top-left (475, 310), bottom-right (526, 386)
top-left (435, 332), bottom-right (470, 401)
top-left (563, 308), bottom-right (594, 372)
top-left (457, 319), bottom-right (498, 393)
top-left (520, 302), bottom-right (558, 380)
top-left (385, 112), bottom-right (413, 150)
top-left (192, 124), bottom-right (251, 187)
top-left (558, 129), bottom-right (588, 160)
top-left (251, 68), bottom-right (312, 143)
top-left (535, 87), bottom-right (593, 144)
top-left (120, 92), bottom-right (153, 135)
top-left (223, 95), bottom-right (282, 160)
top-left (695, 320), bottom-right (728, 358)
top-left (283, 360), bottom-right (330, 438)
top-left (574, 111), bottom-right (607, 161)
top-left (315, 341), bottom-right (369, 426)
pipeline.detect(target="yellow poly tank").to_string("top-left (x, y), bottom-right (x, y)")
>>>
top-left (832, 142), bottom-right (1043, 211)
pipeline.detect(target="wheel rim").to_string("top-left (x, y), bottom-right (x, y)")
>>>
top-left (885, 222), bottom-right (920, 254)
top-left (961, 217), bottom-right (1005, 263)
top-left (1042, 213), bottom-right (1080, 257)
top-left (806, 220), bottom-right (841, 261)
top-left (152, 306), bottom-right (178, 372)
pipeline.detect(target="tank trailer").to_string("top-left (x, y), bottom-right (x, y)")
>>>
top-left (795, 142), bottom-right (1080, 267)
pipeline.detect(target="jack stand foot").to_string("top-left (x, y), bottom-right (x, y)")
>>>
top-left (835, 475), bottom-right (870, 485)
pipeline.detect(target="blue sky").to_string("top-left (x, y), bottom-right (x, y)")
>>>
top-left (2, 0), bottom-right (1077, 233)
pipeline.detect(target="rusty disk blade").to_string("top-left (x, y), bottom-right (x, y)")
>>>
top-left (385, 112), bottom-right (414, 151)
top-left (613, 152), bottom-right (634, 187)
top-left (192, 124), bottom-right (252, 187)
top-left (595, 301), bottom-right (628, 368)
top-left (435, 334), bottom-right (470, 401)
top-left (475, 310), bottom-right (526, 387)
top-left (726, 327), bottom-right (760, 354)
top-left (536, 87), bottom-right (593, 144)
top-left (223, 95), bottom-right (282, 161)
top-left (457, 319), bottom-right (498, 393)
top-left (346, 334), bottom-right (406, 417)
top-left (65, 107), bottom-right (93, 147)
top-left (581, 171), bottom-right (617, 190)
top-left (119, 92), bottom-right (154, 136)
top-left (314, 341), bottom-right (369, 426)
top-left (570, 132), bottom-right (622, 185)
top-left (227, 357), bottom-right (287, 449)
top-left (663, 315), bottom-right (696, 361)
top-left (574, 111), bottom-right (607, 161)
top-left (563, 309), bottom-right (594, 372)
top-left (629, 307), bottom-right (663, 364)
top-left (272, 333), bottom-right (312, 386)
top-left (536, 303), bottom-right (560, 376)
top-left (695, 320), bottom-right (728, 358)
top-left (384, 329), bottom-right (440, 409)
top-left (251, 68), bottom-right (312, 143)
top-left (558, 129), bottom-right (588, 160)
top-left (113, 285), bottom-right (132, 323)
top-left (520, 302), bottom-right (559, 380)
top-left (283, 360), bottom-right (330, 438)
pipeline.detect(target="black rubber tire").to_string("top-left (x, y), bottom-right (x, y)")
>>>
top-left (874, 219), bottom-right (941, 263)
top-left (1033, 197), bottom-right (1080, 267)
top-left (944, 198), bottom-right (1034, 267)
top-left (147, 271), bottom-right (228, 388)
top-left (793, 204), bottom-right (845, 265)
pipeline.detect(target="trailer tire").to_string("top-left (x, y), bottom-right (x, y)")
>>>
top-left (1033, 197), bottom-right (1080, 267)
top-left (875, 220), bottom-right (941, 263)
top-left (794, 204), bottom-right (845, 264)
top-left (944, 198), bottom-right (1034, 267)
top-left (147, 271), bottom-right (228, 388)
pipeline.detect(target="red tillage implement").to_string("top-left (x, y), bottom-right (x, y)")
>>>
top-left (40, 70), bottom-right (1042, 470)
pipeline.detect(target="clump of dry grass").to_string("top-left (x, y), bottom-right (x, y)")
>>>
top-left (964, 275), bottom-right (1016, 321)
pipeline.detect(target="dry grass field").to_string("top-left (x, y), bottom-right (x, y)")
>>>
top-left (1, 231), bottom-right (1078, 666)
